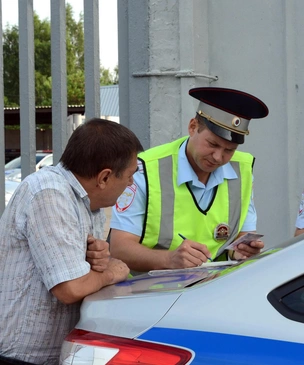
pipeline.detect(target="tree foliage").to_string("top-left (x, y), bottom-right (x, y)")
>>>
top-left (3, 3), bottom-right (118, 107)
top-left (66, 3), bottom-right (84, 74)
top-left (3, 24), bottom-right (19, 106)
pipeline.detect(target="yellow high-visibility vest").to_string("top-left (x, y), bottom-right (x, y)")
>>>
top-left (138, 137), bottom-right (254, 259)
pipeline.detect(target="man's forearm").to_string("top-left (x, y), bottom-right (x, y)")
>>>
top-left (51, 269), bottom-right (114, 305)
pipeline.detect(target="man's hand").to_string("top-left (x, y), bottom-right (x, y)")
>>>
top-left (51, 257), bottom-right (130, 304)
top-left (232, 238), bottom-right (264, 260)
top-left (86, 234), bottom-right (110, 272)
top-left (166, 239), bottom-right (212, 269)
top-left (103, 258), bottom-right (130, 284)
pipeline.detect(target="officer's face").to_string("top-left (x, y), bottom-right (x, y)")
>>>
top-left (186, 118), bottom-right (238, 180)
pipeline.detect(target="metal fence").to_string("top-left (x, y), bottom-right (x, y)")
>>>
top-left (0, 0), bottom-right (101, 215)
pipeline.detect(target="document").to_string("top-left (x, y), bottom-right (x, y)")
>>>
top-left (225, 232), bottom-right (264, 251)
top-left (148, 260), bottom-right (239, 276)
top-left (198, 260), bottom-right (239, 267)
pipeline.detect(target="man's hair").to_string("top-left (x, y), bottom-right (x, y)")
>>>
top-left (60, 118), bottom-right (144, 178)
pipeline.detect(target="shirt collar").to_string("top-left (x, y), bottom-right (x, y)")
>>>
top-left (56, 162), bottom-right (88, 199)
top-left (177, 138), bottom-right (238, 188)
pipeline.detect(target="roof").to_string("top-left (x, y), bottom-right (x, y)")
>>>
top-left (100, 85), bottom-right (119, 117)
top-left (4, 106), bottom-right (85, 126)
top-left (4, 85), bottom-right (119, 125)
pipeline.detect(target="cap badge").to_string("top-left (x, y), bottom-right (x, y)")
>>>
top-left (214, 223), bottom-right (230, 240)
top-left (232, 117), bottom-right (241, 127)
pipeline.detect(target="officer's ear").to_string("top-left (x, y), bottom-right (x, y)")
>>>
top-left (188, 118), bottom-right (199, 136)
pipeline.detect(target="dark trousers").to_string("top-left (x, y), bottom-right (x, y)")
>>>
top-left (0, 356), bottom-right (37, 365)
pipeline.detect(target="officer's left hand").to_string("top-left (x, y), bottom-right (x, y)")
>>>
top-left (233, 239), bottom-right (264, 260)
top-left (86, 234), bottom-right (111, 272)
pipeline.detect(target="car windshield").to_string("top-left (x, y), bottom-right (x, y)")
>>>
top-left (5, 154), bottom-right (49, 170)
top-left (5, 157), bottom-right (22, 170)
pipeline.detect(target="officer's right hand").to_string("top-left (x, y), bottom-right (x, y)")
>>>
top-left (166, 239), bottom-right (211, 269)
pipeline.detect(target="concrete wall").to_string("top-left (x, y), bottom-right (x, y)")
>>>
top-left (118, 0), bottom-right (304, 248)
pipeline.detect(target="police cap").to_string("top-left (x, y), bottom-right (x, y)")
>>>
top-left (189, 87), bottom-right (269, 144)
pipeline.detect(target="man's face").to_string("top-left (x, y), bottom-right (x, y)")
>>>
top-left (106, 155), bottom-right (139, 207)
top-left (95, 154), bottom-right (139, 209)
top-left (186, 118), bottom-right (238, 176)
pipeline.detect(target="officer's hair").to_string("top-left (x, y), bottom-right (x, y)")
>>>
top-left (195, 116), bottom-right (208, 133)
top-left (60, 118), bottom-right (143, 178)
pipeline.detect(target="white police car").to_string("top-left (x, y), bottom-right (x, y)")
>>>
top-left (60, 235), bottom-right (304, 365)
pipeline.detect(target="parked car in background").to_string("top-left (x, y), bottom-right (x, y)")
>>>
top-left (5, 169), bottom-right (22, 183)
top-left (5, 152), bottom-right (53, 177)
top-left (4, 152), bottom-right (53, 205)
top-left (60, 235), bottom-right (304, 365)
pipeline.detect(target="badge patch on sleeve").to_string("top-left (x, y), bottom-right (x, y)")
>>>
top-left (116, 183), bottom-right (137, 212)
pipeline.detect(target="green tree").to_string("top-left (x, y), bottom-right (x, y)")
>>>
top-left (34, 14), bottom-right (52, 105)
top-left (34, 14), bottom-right (51, 76)
top-left (67, 70), bottom-right (85, 105)
top-left (100, 66), bottom-right (114, 85)
top-left (3, 4), bottom-right (116, 107)
top-left (3, 24), bottom-right (19, 106)
top-left (112, 65), bottom-right (119, 85)
top-left (35, 71), bottom-right (52, 106)
top-left (66, 3), bottom-right (84, 77)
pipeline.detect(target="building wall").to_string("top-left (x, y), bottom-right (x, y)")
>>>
top-left (118, 0), bottom-right (303, 248)
top-left (4, 129), bottom-right (52, 163)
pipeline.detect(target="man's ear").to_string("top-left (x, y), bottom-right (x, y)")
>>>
top-left (96, 169), bottom-right (112, 189)
top-left (188, 118), bottom-right (198, 136)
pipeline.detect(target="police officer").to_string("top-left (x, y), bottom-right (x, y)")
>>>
top-left (109, 87), bottom-right (269, 275)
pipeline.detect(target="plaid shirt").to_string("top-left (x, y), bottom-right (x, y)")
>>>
top-left (0, 163), bottom-right (106, 364)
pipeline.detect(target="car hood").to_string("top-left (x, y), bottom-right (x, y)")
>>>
top-left (76, 270), bottom-right (210, 338)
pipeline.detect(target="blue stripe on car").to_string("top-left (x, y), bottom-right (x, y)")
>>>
top-left (139, 328), bottom-right (304, 364)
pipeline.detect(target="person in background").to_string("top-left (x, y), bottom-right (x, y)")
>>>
top-left (109, 87), bottom-right (269, 275)
top-left (294, 190), bottom-right (304, 236)
top-left (0, 118), bottom-right (143, 365)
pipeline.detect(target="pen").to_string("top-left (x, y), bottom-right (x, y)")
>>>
top-left (178, 233), bottom-right (213, 262)
top-left (178, 233), bottom-right (187, 240)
